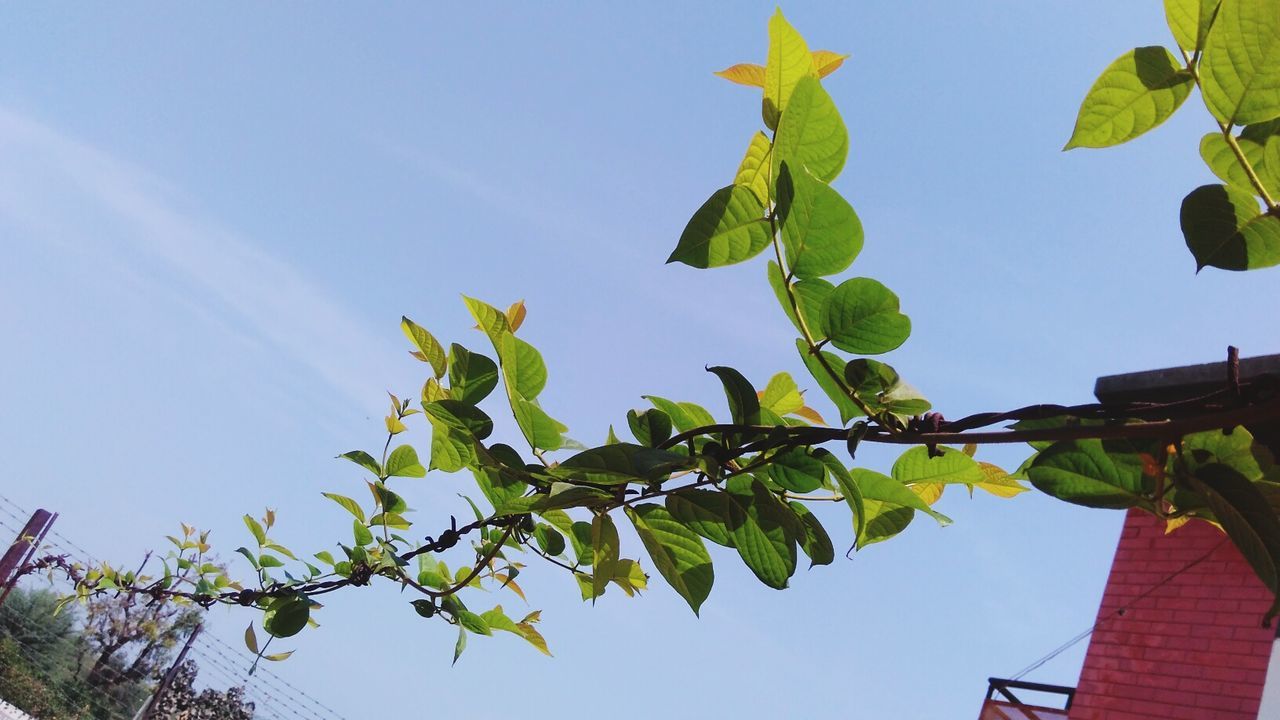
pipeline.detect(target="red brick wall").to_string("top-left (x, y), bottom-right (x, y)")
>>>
top-left (1070, 509), bottom-right (1274, 720)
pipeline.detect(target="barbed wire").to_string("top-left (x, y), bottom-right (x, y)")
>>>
top-left (0, 495), bottom-right (348, 720)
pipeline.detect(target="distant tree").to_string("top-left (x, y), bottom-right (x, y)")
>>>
top-left (81, 592), bottom-right (201, 693)
top-left (148, 661), bottom-right (254, 720)
top-left (0, 588), bottom-right (90, 719)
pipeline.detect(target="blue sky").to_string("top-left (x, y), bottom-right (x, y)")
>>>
top-left (2, 3), bottom-right (1277, 718)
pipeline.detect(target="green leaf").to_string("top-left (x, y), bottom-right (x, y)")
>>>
top-left (1198, 131), bottom-right (1280, 198)
top-left (514, 621), bottom-right (552, 656)
top-left (1181, 183), bottom-right (1280, 271)
top-left (795, 338), bottom-right (860, 424)
top-left (843, 359), bottom-right (930, 417)
top-left (859, 498), bottom-right (915, 547)
top-left (667, 185), bottom-right (771, 269)
top-left (471, 466), bottom-right (528, 513)
top-left (1201, 0), bottom-right (1280, 125)
top-left (1185, 463), bottom-right (1280, 617)
top-left (462, 296), bottom-right (511, 342)
top-left (769, 448), bottom-right (826, 493)
top-left (666, 490), bottom-right (735, 548)
top-left (385, 445), bottom-right (427, 478)
top-left (499, 332), bottom-right (548, 400)
top-left (644, 396), bottom-right (691, 433)
top-left (1184, 426), bottom-right (1274, 481)
top-left (760, 372), bottom-right (804, 416)
top-left (735, 131), bottom-right (774, 204)
top-left (338, 450), bottom-right (381, 477)
top-left (552, 443), bottom-right (693, 485)
top-left (773, 76), bottom-right (848, 183)
top-left (776, 162), bottom-right (863, 279)
top-left (369, 512), bottom-right (411, 530)
top-left (423, 400), bottom-right (494, 441)
top-left (452, 627), bottom-right (467, 665)
top-left (892, 446), bottom-right (985, 485)
top-left (725, 477), bottom-right (797, 589)
top-left (818, 450), bottom-right (865, 544)
top-left (235, 547), bottom-right (260, 570)
top-left (369, 481), bottom-right (408, 513)
top-left (1165, 0), bottom-right (1222, 52)
top-left (1026, 439), bottom-right (1153, 509)
top-left (353, 519), bottom-right (373, 546)
top-left (479, 606), bottom-right (519, 634)
top-left (513, 399), bottom-right (567, 452)
top-left (821, 278), bottom-right (911, 355)
top-left (494, 483), bottom-right (610, 516)
top-left (627, 408), bottom-right (673, 448)
top-left (457, 610), bottom-right (492, 636)
top-left (591, 513), bottom-right (621, 599)
top-left (767, 262), bottom-right (833, 341)
top-left (763, 8), bottom-right (816, 130)
top-left (243, 515), bottom-right (266, 546)
top-left (1064, 46), bottom-right (1193, 149)
top-left (263, 595), bottom-right (310, 639)
top-left (400, 316), bottom-right (447, 379)
top-left (607, 559), bottom-right (648, 597)
top-left (788, 501), bottom-right (835, 567)
top-left (707, 366), bottom-right (762, 426)
top-left (534, 524), bottom-right (566, 556)
top-left (427, 414), bottom-right (476, 473)
top-left (626, 504), bottom-right (714, 615)
top-left (447, 344), bottom-right (499, 405)
top-left (852, 468), bottom-right (952, 526)
top-left (244, 624), bottom-right (259, 655)
top-left (313, 550), bottom-right (335, 567)
top-left (421, 377), bottom-right (449, 404)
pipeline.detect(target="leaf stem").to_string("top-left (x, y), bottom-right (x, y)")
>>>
top-left (1179, 47), bottom-right (1278, 209)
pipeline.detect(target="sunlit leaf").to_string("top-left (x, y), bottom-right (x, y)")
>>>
top-left (772, 76), bottom-right (848, 183)
top-left (1201, 0), bottom-right (1280, 125)
top-left (715, 62), bottom-right (765, 87)
top-left (763, 9), bottom-right (817, 130)
top-left (1064, 46), bottom-right (1193, 149)
top-left (1181, 183), bottom-right (1280, 271)
top-left (776, 162), bottom-right (863, 279)
top-left (401, 316), bottom-right (447, 379)
top-left (821, 278), bottom-right (911, 355)
top-left (1165, 0), bottom-right (1222, 52)
top-left (668, 185), bottom-right (771, 269)
top-left (734, 131), bottom-right (773, 205)
top-left (385, 445), bottom-right (427, 478)
top-left (627, 504), bottom-right (714, 614)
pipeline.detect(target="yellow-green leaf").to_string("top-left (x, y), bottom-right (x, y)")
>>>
top-left (734, 131), bottom-right (773, 205)
top-left (972, 462), bottom-right (1029, 498)
top-left (1201, 0), bottom-right (1280, 125)
top-left (763, 9), bottom-right (817, 130)
top-left (1064, 46), bottom-right (1193, 149)
top-left (1164, 0), bottom-right (1222, 52)
top-left (400, 316), bottom-right (447, 379)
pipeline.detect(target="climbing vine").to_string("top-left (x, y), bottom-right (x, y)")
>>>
top-left (17, 2), bottom-right (1280, 666)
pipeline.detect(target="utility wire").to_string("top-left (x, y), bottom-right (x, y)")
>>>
top-left (1010, 538), bottom-right (1227, 681)
top-left (0, 494), bottom-right (345, 719)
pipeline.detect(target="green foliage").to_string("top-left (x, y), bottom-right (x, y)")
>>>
top-left (1069, 0), bottom-right (1280, 269)
top-left (52, 5), bottom-right (1280, 667)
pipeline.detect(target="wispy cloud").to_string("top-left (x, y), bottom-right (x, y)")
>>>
top-left (0, 106), bottom-right (397, 410)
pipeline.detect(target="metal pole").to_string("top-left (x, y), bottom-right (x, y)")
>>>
top-left (141, 622), bottom-right (203, 720)
top-left (0, 508), bottom-right (56, 607)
